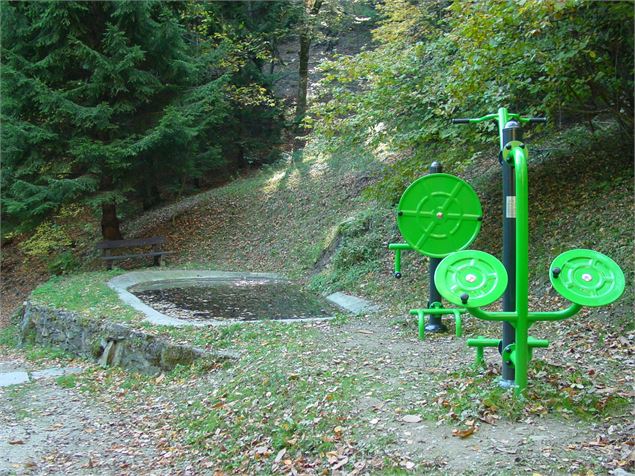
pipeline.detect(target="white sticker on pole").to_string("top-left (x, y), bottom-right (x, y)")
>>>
top-left (506, 196), bottom-right (516, 218)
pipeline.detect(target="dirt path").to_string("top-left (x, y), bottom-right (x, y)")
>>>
top-left (316, 315), bottom-right (634, 474)
top-left (0, 355), bottom-right (164, 476)
top-left (1, 309), bottom-right (632, 475)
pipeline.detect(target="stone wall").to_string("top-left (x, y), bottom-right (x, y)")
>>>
top-left (20, 302), bottom-right (209, 375)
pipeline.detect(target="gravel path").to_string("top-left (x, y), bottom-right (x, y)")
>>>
top-left (0, 358), bottom-right (162, 476)
top-left (1, 312), bottom-right (633, 475)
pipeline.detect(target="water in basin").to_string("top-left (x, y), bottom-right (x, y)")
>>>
top-left (129, 278), bottom-right (339, 322)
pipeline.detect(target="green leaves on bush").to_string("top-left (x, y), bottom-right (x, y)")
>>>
top-left (312, 0), bottom-right (633, 159)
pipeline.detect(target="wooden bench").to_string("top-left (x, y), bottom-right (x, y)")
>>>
top-left (95, 236), bottom-right (172, 270)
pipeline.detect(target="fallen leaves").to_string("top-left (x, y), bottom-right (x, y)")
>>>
top-left (452, 421), bottom-right (478, 439)
top-left (478, 413), bottom-right (500, 425)
top-left (274, 448), bottom-right (286, 464)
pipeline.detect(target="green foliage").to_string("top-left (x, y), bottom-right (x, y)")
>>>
top-left (46, 250), bottom-right (80, 276)
top-left (14, 203), bottom-right (96, 274)
top-left (18, 222), bottom-right (73, 258)
top-left (1, 1), bottom-right (286, 236)
top-left (311, 208), bottom-right (389, 293)
top-left (313, 0), bottom-right (633, 158)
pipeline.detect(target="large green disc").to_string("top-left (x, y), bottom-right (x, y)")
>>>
top-left (434, 250), bottom-right (508, 307)
top-left (397, 174), bottom-right (482, 258)
top-left (550, 249), bottom-right (625, 307)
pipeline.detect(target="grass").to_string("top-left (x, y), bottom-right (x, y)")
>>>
top-left (29, 269), bottom-right (143, 324)
top-left (175, 326), bottom-right (368, 473)
top-left (55, 374), bottom-right (78, 388)
top-left (0, 323), bottom-right (20, 347)
top-left (24, 345), bottom-right (74, 362)
top-left (425, 360), bottom-right (631, 423)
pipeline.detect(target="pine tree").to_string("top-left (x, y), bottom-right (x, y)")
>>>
top-left (1, 1), bottom-right (228, 239)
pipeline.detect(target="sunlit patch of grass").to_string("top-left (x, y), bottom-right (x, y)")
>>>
top-left (174, 325), bottom-right (368, 473)
top-left (30, 270), bottom-right (142, 323)
top-left (0, 324), bottom-right (20, 348)
top-left (24, 345), bottom-right (74, 362)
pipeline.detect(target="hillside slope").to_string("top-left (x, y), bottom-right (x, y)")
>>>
top-left (119, 124), bottom-right (633, 329)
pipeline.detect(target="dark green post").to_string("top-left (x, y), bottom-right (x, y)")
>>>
top-left (425, 161), bottom-right (448, 333)
top-left (500, 120), bottom-right (523, 387)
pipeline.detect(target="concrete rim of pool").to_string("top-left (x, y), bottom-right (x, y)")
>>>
top-left (108, 270), bottom-right (378, 327)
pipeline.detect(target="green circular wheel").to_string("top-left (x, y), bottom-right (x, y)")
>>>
top-left (549, 249), bottom-right (625, 307)
top-left (397, 173), bottom-right (482, 258)
top-left (434, 250), bottom-right (508, 307)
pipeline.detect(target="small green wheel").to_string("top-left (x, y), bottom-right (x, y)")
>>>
top-left (397, 174), bottom-right (482, 258)
top-left (434, 250), bottom-right (508, 307)
top-left (550, 249), bottom-right (625, 307)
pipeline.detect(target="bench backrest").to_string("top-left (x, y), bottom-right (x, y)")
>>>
top-left (96, 236), bottom-right (165, 250)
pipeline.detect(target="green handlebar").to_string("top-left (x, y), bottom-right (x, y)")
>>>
top-left (388, 244), bottom-right (413, 250)
top-left (451, 112), bottom-right (546, 125)
top-left (452, 107), bottom-right (547, 150)
top-left (466, 337), bottom-right (500, 348)
top-left (527, 337), bottom-right (549, 348)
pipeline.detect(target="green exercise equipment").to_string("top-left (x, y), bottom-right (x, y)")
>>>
top-left (389, 164), bottom-right (469, 337)
top-left (389, 107), bottom-right (626, 401)
top-left (410, 303), bottom-right (463, 340)
top-left (397, 173), bottom-right (482, 258)
top-left (434, 250), bottom-right (508, 308)
top-left (550, 249), bottom-right (625, 307)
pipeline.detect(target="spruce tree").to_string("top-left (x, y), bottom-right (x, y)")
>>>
top-left (1, 1), bottom-right (227, 239)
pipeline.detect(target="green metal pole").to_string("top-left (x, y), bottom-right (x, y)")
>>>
top-left (529, 303), bottom-right (582, 322)
top-left (388, 243), bottom-right (411, 278)
top-left (451, 310), bottom-right (462, 337)
top-left (426, 161), bottom-right (449, 333)
top-left (466, 337), bottom-right (501, 347)
top-left (465, 307), bottom-right (516, 322)
top-left (476, 347), bottom-right (485, 365)
top-left (497, 107), bottom-right (510, 149)
top-left (512, 145), bottom-right (530, 394)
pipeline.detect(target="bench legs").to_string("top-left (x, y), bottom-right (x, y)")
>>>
top-left (153, 244), bottom-right (161, 267)
top-left (103, 250), bottom-right (113, 270)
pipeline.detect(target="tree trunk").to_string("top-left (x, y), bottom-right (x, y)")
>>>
top-left (296, 31), bottom-right (311, 126)
top-left (99, 175), bottom-right (123, 240)
top-left (295, 0), bottom-right (323, 137)
top-left (101, 203), bottom-right (123, 240)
